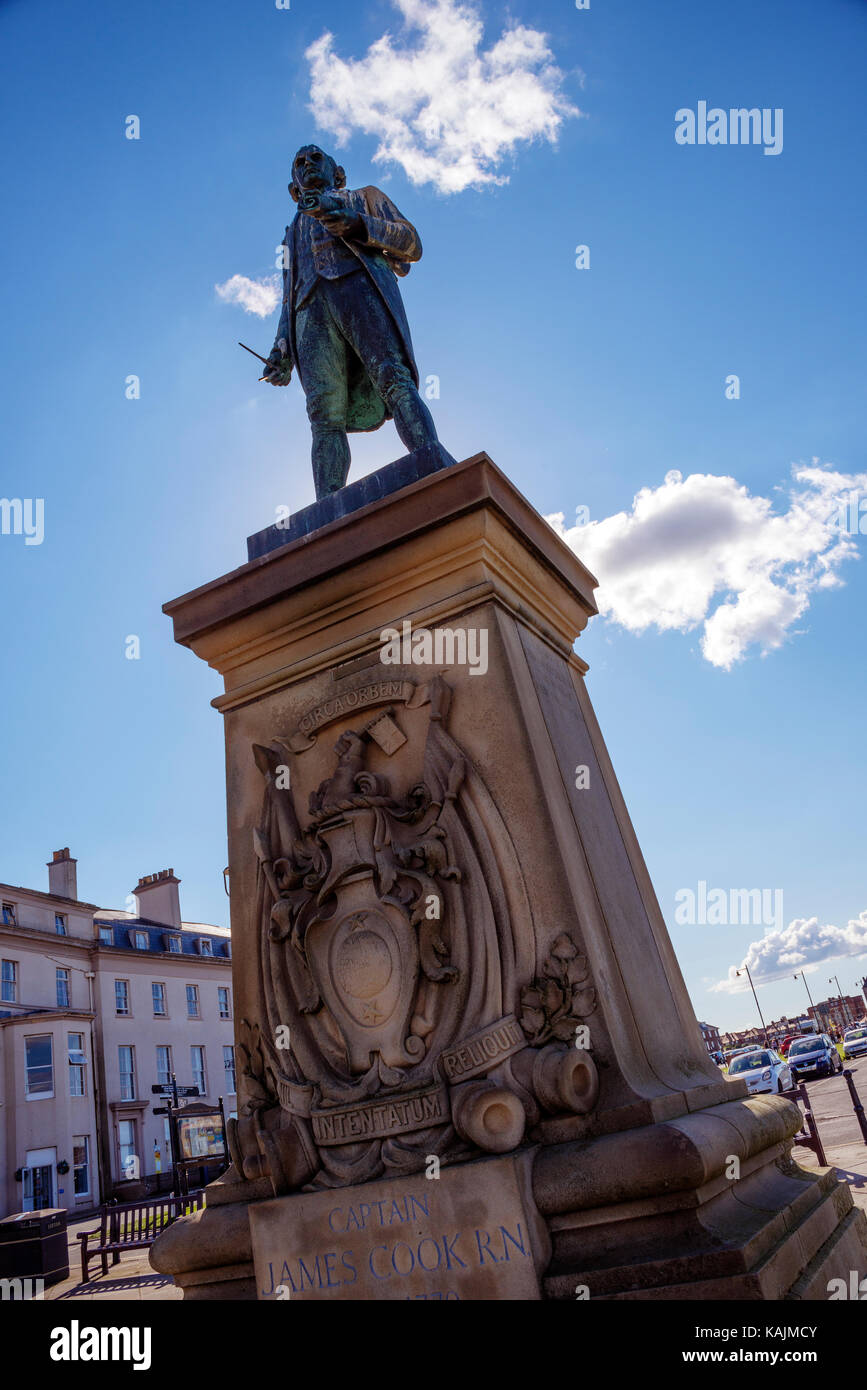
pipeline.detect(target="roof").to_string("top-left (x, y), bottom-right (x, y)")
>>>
top-left (93, 915), bottom-right (231, 958)
top-left (0, 880), bottom-right (100, 911)
top-left (96, 909), bottom-right (230, 936)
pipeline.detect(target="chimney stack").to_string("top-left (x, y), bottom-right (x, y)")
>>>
top-left (48, 848), bottom-right (78, 900)
top-left (133, 869), bottom-right (181, 927)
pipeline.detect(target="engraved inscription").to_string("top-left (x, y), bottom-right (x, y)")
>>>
top-left (250, 1158), bottom-right (546, 1301)
top-left (311, 1084), bottom-right (448, 1146)
top-left (440, 1016), bottom-right (525, 1082)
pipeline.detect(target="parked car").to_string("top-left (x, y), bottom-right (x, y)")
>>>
top-left (723, 1046), bottom-right (761, 1068)
top-left (842, 1026), bottom-right (867, 1060)
top-left (787, 1033), bottom-right (843, 1079)
top-left (778, 1035), bottom-right (797, 1056)
top-left (727, 1048), bottom-right (792, 1095)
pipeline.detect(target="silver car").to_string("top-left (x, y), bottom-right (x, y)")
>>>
top-left (843, 1027), bottom-right (867, 1060)
top-left (787, 1033), bottom-right (843, 1079)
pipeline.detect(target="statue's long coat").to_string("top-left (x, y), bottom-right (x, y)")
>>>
top-left (275, 186), bottom-right (422, 433)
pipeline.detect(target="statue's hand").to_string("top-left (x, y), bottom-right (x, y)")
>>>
top-left (321, 210), bottom-right (364, 238)
top-left (315, 199), bottom-right (364, 239)
top-left (263, 341), bottom-right (292, 386)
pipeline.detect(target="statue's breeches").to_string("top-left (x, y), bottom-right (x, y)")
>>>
top-left (295, 272), bottom-right (416, 428)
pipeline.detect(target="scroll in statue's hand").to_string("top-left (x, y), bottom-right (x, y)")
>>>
top-left (319, 208), bottom-right (364, 237)
top-left (305, 193), bottom-right (364, 240)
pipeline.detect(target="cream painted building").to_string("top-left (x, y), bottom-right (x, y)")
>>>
top-left (0, 850), bottom-right (234, 1218)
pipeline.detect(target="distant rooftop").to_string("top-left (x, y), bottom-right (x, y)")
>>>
top-left (93, 915), bottom-right (231, 957)
top-left (96, 909), bottom-right (230, 936)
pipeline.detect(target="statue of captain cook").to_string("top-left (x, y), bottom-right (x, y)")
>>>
top-left (262, 144), bottom-right (441, 499)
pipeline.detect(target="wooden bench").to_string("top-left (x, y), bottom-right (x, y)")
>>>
top-left (77, 1192), bottom-right (204, 1282)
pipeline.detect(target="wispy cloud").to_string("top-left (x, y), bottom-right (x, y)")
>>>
top-left (215, 274), bottom-right (280, 318)
top-left (712, 911), bottom-right (867, 992)
top-left (549, 463), bottom-right (867, 669)
top-left (306, 0), bottom-right (580, 194)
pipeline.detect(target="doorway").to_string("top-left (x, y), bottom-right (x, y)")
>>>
top-left (22, 1147), bottom-right (56, 1210)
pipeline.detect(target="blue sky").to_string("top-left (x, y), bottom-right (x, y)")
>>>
top-left (1, 0), bottom-right (865, 1032)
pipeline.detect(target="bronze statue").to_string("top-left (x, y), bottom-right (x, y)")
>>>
top-left (262, 145), bottom-right (440, 499)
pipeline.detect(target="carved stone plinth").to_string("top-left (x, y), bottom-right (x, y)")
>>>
top-left (152, 452), bottom-right (867, 1300)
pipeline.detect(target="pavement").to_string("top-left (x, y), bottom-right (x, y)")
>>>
top-left (42, 1214), bottom-right (181, 1302)
top-left (789, 1056), bottom-right (867, 1210)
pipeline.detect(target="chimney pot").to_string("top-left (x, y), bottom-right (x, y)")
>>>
top-left (48, 848), bottom-right (78, 900)
top-left (132, 869), bottom-right (181, 927)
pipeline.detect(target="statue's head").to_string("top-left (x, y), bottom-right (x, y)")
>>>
top-left (289, 145), bottom-right (346, 202)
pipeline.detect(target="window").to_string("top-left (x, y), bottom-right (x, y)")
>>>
top-left (152, 982), bottom-right (167, 1016)
top-left (156, 1045), bottom-right (172, 1087)
top-left (186, 985), bottom-right (200, 1019)
top-left (191, 1045), bottom-right (206, 1096)
top-left (218, 986), bottom-right (231, 1020)
top-left (73, 1136), bottom-right (90, 1196)
top-left (98, 925), bottom-right (113, 945)
top-left (199, 938), bottom-right (212, 957)
top-left (115, 979), bottom-right (130, 1015)
top-left (117, 1119), bottom-right (138, 1179)
top-left (25, 1034), bottom-right (53, 1098)
top-left (134, 931), bottom-right (148, 951)
top-left (56, 968), bottom-right (70, 1008)
top-left (1, 959), bottom-right (17, 1004)
top-left (55, 913), bottom-right (67, 936)
top-left (1, 902), bottom-right (17, 926)
top-left (166, 935), bottom-right (181, 954)
top-left (223, 1045), bottom-right (236, 1094)
top-left (68, 1033), bottom-right (87, 1096)
top-left (119, 1045), bottom-right (136, 1100)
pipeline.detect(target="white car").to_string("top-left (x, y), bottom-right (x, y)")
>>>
top-left (727, 1048), bottom-right (792, 1095)
top-left (843, 1026), bottom-right (867, 1060)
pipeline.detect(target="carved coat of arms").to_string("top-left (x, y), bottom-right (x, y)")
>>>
top-left (231, 675), bottom-right (599, 1195)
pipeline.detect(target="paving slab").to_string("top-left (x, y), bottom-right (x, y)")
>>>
top-left (42, 1214), bottom-right (181, 1302)
top-left (791, 1063), bottom-right (867, 1212)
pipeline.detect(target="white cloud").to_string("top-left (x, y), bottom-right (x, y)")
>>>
top-left (305, 0), bottom-right (580, 194)
top-left (712, 911), bottom-right (867, 993)
top-left (549, 463), bottom-right (867, 669)
top-left (215, 274), bottom-right (280, 318)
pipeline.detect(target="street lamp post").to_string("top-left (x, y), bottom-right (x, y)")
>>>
top-left (794, 971), bottom-right (816, 1027)
top-left (830, 976), bottom-right (851, 1029)
top-left (736, 964), bottom-right (770, 1048)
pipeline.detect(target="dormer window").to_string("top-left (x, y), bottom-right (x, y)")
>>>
top-left (2, 903), bottom-right (17, 927)
top-left (163, 934), bottom-right (182, 953)
top-left (199, 938), bottom-right (213, 957)
top-left (223, 941), bottom-right (232, 959)
top-left (98, 926), bottom-right (113, 945)
top-left (55, 913), bottom-right (67, 936)
top-left (134, 931), bottom-right (148, 951)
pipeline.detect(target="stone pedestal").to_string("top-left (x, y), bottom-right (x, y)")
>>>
top-left (151, 451), bottom-right (867, 1300)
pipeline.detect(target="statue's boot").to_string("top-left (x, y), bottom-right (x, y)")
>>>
top-left (311, 425), bottom-right (351, 498)
top-left (387, 384), bottom-right (439, 453)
